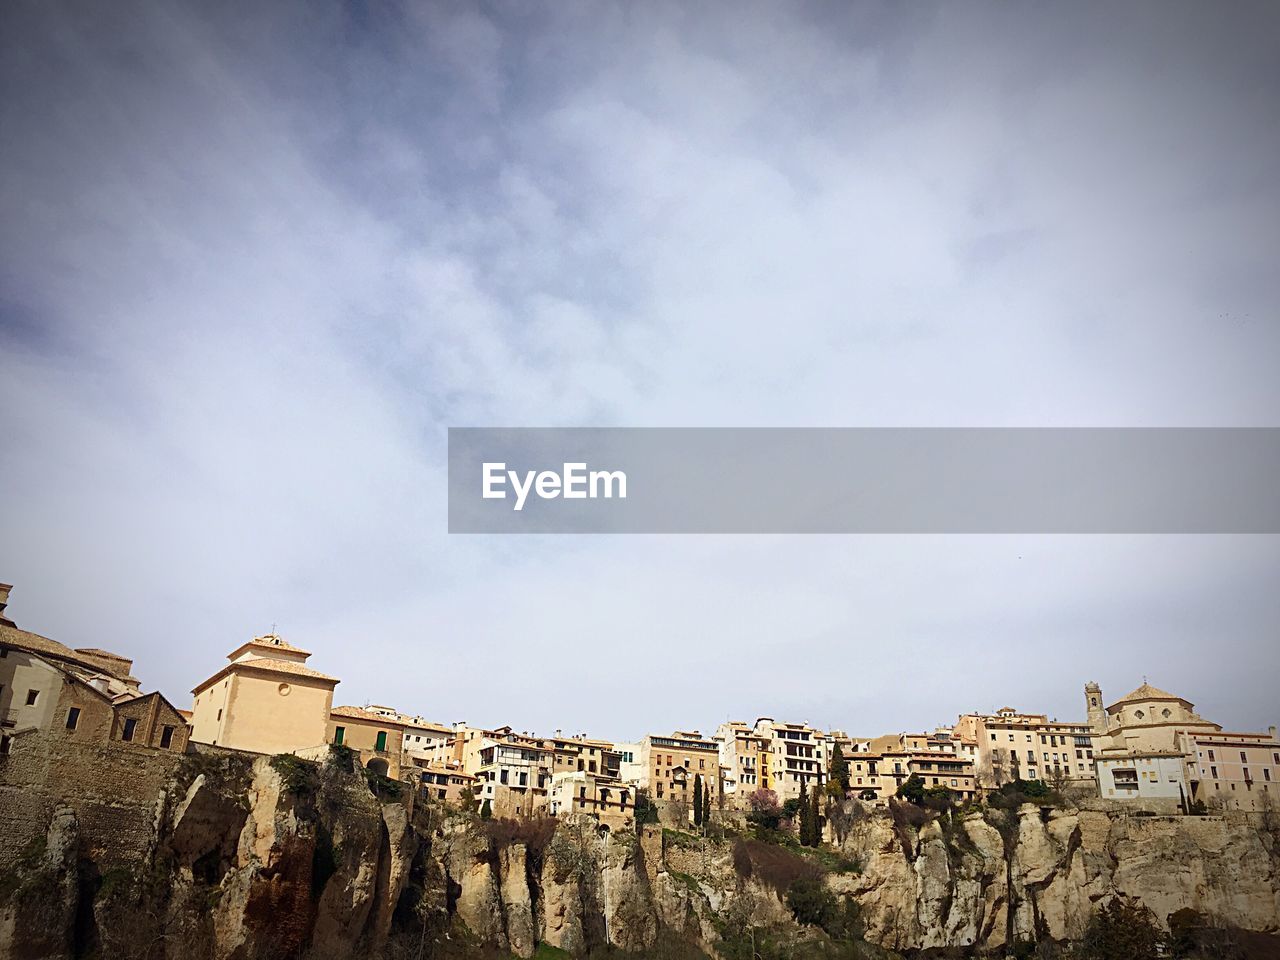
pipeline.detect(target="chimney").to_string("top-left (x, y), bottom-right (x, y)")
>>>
top-left (1270, 726), bottom-right (1277, 741)
top-left (0, 583), bottom-right (14, 627)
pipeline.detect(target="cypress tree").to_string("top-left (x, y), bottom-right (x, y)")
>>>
top-left (797, 781), bottom-right (810, 844)
top-left (830, 742), bottom-right (849, 793)
top-left (809, 783), bottom-right (822, 845)
top-left (693, 774), bottom-right (704, 826)
top-left (701, 780), bottom-right (712, 827)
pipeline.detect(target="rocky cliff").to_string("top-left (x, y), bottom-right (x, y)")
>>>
top-left (1, 751), bottom-right (1277, 959)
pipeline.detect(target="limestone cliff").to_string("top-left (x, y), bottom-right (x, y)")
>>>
top-left (1, 755), bottom-right (1278, 959)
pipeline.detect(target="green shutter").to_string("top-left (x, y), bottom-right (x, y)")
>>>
top-left (375, 731), bottom-right (387, 752)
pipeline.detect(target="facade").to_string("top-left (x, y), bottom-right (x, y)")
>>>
top-left (0, 590), bottom-right (189, 759)
top-left (715, 721), bottom-right (771, 805)
top-left (190, 634), bottom-right (338, 755)
top-left (736, 718), bottom-right (828, 801)
top-left (637, 731), bottom-right (720, 812)
top-left (845, 732), bottom-right (977, 802)
top-left (1096, 751), bottom-right (1188, 804)
top-left (416, 764), bottom-right (477, 803)
top-left (954, 705), bottom-right (1097, 790)
top-left (547, 770), bottom-right (633, 824)
top-left (1091, 681), bottom-right (1279, 812)
top-left (328, 705), bottom-right (406, 778)
top-left (475, 733), bottom-right (554, 815)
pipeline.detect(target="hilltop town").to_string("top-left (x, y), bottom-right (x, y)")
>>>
top-left (3, 581), bottom-right (1276, 829)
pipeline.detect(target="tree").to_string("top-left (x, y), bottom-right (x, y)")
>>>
top-left (896, 774), bottom-right (926, 806)
top-left (746, 788), bottom-right (782, 834)
top-left (808, 782), bottom-right (822, 845)
top-left (479, 799), bottom-right (493, 820)
top-left (701, 780), bottom-right (712, 827)
top-left (1077, 898), bottom-right (1166, 960)
top-left (633, 788), bottom-right (658, 833)
top-left (829, 742), bottom-right (850, 793)
top-left (797, 781), bottom-right (812, 844)
top-left (858, 788), bottom-right (877, 801)
top-left (693, 775), bottom-right (704, 827)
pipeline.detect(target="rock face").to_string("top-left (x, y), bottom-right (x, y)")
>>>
top-left (832, 801), bottom-right (1280, 953)
top-left (2, 766), bottom-right (1279, 959)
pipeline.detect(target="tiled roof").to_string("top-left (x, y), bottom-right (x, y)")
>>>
top-left (229, 634), bottom-right (313, 657)
top-left (1111, 682), bottom-right (1188, 707)
top-left (0, 624), bottom-right (135, 680)
top-left (193, 656), bottom-right (339, 693)
top-left (331, 705), bottom-right (406, 726)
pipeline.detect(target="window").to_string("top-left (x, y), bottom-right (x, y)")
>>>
top-left (1266, 770), bottom-right (1272, 782)
top-left (334, 726), bottom-right (345, 745)
top-left (121, 717), bottom-right (138, 742)
top-left (1208, 750), bottom-right (1215, 761)
top-left (1211, 766), bottom-right (1218, 778)
top-left (1240, 752), bottom-right (1248, 763)
top-left (25, 689), bottom-right (39, 706)
top-left (375, 731), bottom-right (388, 751)
top-left (66, 707), bottom-right (81, 730)
top-left (217, 709), bottom-right (222, 722)
top-left (160, 725), bottom-right (174, 749)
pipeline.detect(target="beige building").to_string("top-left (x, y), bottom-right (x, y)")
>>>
top-left (416, 764), bottom-right (477, 803)
top-left (954, 703), bottom-right (1097, 791)
top-left (190, 634), bottom-right (338, 755)
top-left (548, 770), bottom-right (634, 825)
top-left (752, 718), bottom-right (829, 800)
top-left (0, 585), bottom-right (188, 758)
top-left (1091, 681), bottom-right (1278, 812)
top-left (845, 732), bottom-right (977, 803)
top-left (715, 720), bottom-right (771, 806)
top-left (636, 731), bottom-right (720, 814)
top-left (327, 705), bottom-right (406, 778)
top-left (475, 733), bottom-right (554, 815)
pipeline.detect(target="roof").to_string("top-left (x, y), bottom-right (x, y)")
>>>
top-left (193, 656), bottom-right (339, 694)
top-left (331, 705), bottom-right (406, 726)
top-left (1109, 682), bottom-right (1190, 709)
top-left (228, 634), bottom-right (312, 658)
top-left (0, 623), bottom-right (136, 681)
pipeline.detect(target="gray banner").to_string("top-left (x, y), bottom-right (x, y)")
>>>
top-left (447, 428), bottom-right (1280, 533)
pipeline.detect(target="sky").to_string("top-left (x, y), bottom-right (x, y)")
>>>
top-left (2, 1), bottom-right (1278, 742)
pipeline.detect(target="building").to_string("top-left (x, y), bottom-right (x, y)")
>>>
top-left (190, 634), bottom-right (338, 755)
top-left (751, 718), bottom-right (829, 800)
top-left (954, 705), bottom-right (1097, 791)
top-left (1091, 681), bottom-right (1279, 812)
top-left (0, 585), bottom-right (189, 757)
top-left (416, 764), bottom-right (477, 803)
top-left (715, 721), bottom-right (771, 806)
top-left (547, 770), bottom-right (633, 825)
top-left (844, 732), bottom-right (977, 803)
top-left (474, 732), bottom-right (554, 815)
top-left (636, 731), bottom-right (720, 813)
top-left (328, 705), bottom-right (406, 778)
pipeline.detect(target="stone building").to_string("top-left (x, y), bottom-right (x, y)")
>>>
top-left (189, 633), bottom-right (339, 755)
top-left (715, 720), bottom-right (771, 806)
top-left (634, 731), bottom-right (720, 814)
top-left (548, 769), bottom-right (633, 825)
top-left (1090, 681), bottom-right (1279, 811)
top-left (327, 705), bottom-right (406, 778)
top-left (954, 705), bottom-right (1097, 791)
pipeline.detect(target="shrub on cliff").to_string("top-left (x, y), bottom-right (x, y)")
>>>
top-left (786, 878), bottom-right (864, 941)
top-left (1076, 898), bottom-right (1166, 960)
top-left (731, 837), bottom-right (823, 895)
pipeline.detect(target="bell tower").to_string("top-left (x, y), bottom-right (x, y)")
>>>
top-left (1084, 681), bottom-right (1106, 733)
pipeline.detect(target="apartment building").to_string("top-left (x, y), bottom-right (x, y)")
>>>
top-left (547, 770), bottom-right (634, 825)
top-left (715, 720), bottom-right (770, 805)
top-left (954, 704), bottom-right (1097, 790)
top-left (416, 764), bottom-right (477, 803)
top-left (846, 732), bottom-right (977, 802)
top-left (475, 733), bottom-right (554, 815)
top-left (749, 718), bottom-right (828, 801)
top-left (637, 731), bottom-right (720, 808)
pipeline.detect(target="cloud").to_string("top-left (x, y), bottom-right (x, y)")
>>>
top-left (1, 0), bottom-right (1278, 736)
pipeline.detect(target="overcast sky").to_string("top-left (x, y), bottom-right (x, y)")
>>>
top-left (2, 1), bottom-right (1278, 742)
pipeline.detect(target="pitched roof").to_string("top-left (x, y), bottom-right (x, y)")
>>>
top-left (1109, 682), bottom-right (1190, 708)
top-left (0, 623), bottom-right (136, 681)
top-left (192, 655), bottom-right (339, 693)
top-left (331, 705), bottom-right (406, 726)
top-left (229, 634), bottom-right (312, 658)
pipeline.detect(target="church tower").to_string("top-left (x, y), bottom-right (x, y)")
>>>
top-left (1084, 681), bottom-right (1106, 733)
